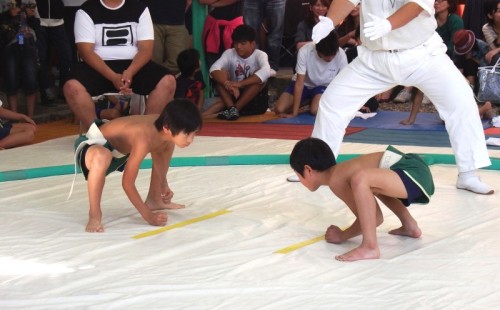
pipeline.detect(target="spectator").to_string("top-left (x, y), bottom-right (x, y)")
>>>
top-left (295, 0), bottom-right (331, 51)
top-left (200, 0), bottom-right (243, 72)
top-left (209, 24), bottom-right (271, 121)
top-left (0, 98), bottom-right (36, 149)
top-left (0, 0), bottom-right (40, 118)
top-left (61, 0), bottom-right (86, 63)
top-left (436, 0), bottom-right (463, 59)
top-left (141, 0), bottom-right (189, 74)
top-left (463, 0), bottom-right (488, 40)
top-left (63, 0), bottom-right (176, 131)
top-left (482, 0), bottom-right (500, 63)
top-left (243, 0), bottom-right (286, 74)
top-left (175, 48), bottom-right (205, 111)
top-left (335, 2), bottom-right (359, 50)
top-left (274, 30), bottom-right (347, 118)
top-left (35, 0), bottom-right (73, 106)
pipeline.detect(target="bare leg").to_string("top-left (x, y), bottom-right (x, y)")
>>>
top-left (309, 94), bottom-right (322, 115)
top-left (63, 79), bottom-right (98, 131)
top-left (84, 146), bottom-right (112, 232)
top-left (234, 83), bottom-right (266, 111)
top-left (202, 99), bottom-right (224, 118)
top-left (25, 93), bottom-right (37, 119)
top-left (7, 95), bottom-right (18, 113)
top-left (336, 168), bottom-right (409, 261)
top-left (376, 195), bottom-right (422, 238)
top-left (0, 123), bottom-right (36, 148)
top-left (144, 75), bottom-right (176, 114)
top-left (400, 89), bottom-right (423, 125)
top-left (215, 81), bottom-right (236, 109)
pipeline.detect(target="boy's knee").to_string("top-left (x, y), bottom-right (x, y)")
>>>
top-left (63, 79), bottom-right (83, 97)
top-left (87, 148), bottom-right (112, 169)
top-left (157, 74), bottom-right (176, 93)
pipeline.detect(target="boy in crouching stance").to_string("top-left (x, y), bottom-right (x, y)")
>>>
top-left (289, 138), bottom-right (434, 261)
top-left (73, 99), bottom-right (202, 232)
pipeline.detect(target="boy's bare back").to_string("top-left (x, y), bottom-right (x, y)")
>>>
top-left (98, 114), bottom-right (172, 157)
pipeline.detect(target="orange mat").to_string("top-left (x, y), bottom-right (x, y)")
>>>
top-left (198, 123), bottom-right (365, 140)
top-left (484, 127), bottom-right (500, 135)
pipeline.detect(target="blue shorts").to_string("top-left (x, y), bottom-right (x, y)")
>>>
top-left (0, 120), bottom-right (13, 139)
top-left (394, 169), bottom-right (425, 207)
top-left (284, 81), bottom-right (326, 106)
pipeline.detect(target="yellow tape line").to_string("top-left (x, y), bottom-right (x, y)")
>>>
top-left (274, 235), bottom-right (325, 254)
top-left (132, 209), bottom-right (232, 239)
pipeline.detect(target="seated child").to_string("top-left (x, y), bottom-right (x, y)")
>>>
top-left (274, 30), bottom-right (348, 118)
top-left (400, 89), bottom-right (494, 125)
top-left (72, 99), bottom-right (202, 233)
top-left (0, 99), bottom-right (36, 149)
top-left (209, 24), bottom-right (271, 121)
top-left (94, 94), bottom-right (130, 120)
top-left (289, 137), bottom-right (435, 262)
top-left (175, 48), bottom-right (206, 111)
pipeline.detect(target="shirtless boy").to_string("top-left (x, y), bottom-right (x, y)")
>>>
top-left (74, 99), bottom-right (202, 232)
top-left (289, 138), bottom-right (435, 262)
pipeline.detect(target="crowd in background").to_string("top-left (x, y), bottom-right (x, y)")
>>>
top-left (0, 0), bottom-right (499, 149)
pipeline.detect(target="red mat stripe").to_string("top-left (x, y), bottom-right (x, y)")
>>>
top-left (198, 123), bottom-right (365, 140)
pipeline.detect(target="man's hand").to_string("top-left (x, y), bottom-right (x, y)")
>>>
top-left (364, 13), bottom-right (392, 41)
top-left (312, 16), bottom-right (334, 43)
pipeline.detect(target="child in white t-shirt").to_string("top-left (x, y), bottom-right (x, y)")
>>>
top-left (209, 24), bottom-right (272, 121)
top-left (274, 31), bottom-right (347, 118)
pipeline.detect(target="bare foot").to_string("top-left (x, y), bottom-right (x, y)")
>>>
top-left (335, 246), bottom-right (380, 262)
top-left (145, 197), bottom-right (185, 210)
top-left (388, 225), bottom-right (422, 238)
top-left (400, 119), bottom-right (414, 125)
top-left (86, 218), bottom-right (104, 233)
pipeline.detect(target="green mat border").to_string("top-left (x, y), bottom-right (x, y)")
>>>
top-left (1, 154), bottom-right (500, 182)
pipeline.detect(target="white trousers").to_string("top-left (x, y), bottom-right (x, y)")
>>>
top-left (312, 33), bottom-right (491, 172)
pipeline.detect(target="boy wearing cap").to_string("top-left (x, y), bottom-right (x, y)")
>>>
top-left (308, 0), bottom-right (494, 195)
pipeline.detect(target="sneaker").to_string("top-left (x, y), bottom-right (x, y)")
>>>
top-left (228, 106), bottom-right (240, 120)
top-left (217, 109), bottom-right (230, 120)
top-left (456, 175), bottom-right (494, 195)
top-left (393, 89), bottom-right (412, 103)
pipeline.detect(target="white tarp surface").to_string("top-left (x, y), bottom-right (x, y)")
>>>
top-left (1, 136), bottom-right (500, 309)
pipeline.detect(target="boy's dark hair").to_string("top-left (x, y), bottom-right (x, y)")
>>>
top-left (484, 0), bottom-right (500, 25)
top-left (231, 24), bottom-right (256, 43)
top-left (290, 137), bottom-right (336, 177)
top-left (177, 48), bottom-right (200, 77)
top-left (154, 99), bottom-right (202, 135)
top-left (315, 30), bottom-right (339, 57)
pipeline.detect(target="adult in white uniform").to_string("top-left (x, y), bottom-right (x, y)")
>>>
top-left (311, 0), bottom-right (493, 195)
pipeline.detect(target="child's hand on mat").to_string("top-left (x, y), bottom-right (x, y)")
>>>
top-left (147, 211), bottom-right (168, 226)
top-left (325, 225), bottom-right (344, 244)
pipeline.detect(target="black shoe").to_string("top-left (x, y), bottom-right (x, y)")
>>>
top-left (227, 106), bottom-right (239, 121)
top-left (217, 109), bottom-right (230, 120)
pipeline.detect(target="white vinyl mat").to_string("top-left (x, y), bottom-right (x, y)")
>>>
top-left (1, 136), bottom-right (500, 309)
